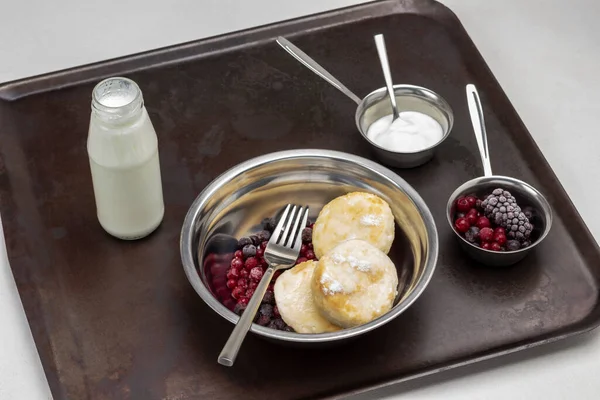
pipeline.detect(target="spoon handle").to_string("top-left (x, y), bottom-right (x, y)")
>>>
top-left (466, 84), bottom-right (493, 177)
top-left (276, 36), bottom-right (362, 105)
top-left (374, 34), bottom-right (400, 120)
top-left (218, 266), bottom-right (275, 367)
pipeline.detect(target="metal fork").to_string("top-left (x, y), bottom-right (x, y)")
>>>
top-left (218, 204), bottom-right (309, 366)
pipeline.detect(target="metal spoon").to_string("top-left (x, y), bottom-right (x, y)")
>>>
top-left (275, 36), bottom-right (362, 105)
top-left (374, 34), bottom-right (400, 121)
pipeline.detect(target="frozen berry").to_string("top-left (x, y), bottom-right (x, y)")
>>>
top-left (256, 314), bottom-right (271, 326)
top-left (466, 209), bottom-right (478, 226)
top-left (230, 257), bottom-right (244, 270)
top-left (262, 217), bottom-right (276, 231)
top-left (256, 230), bottom-right (271, 242)
top-left (476, 216), bottom-right (491, 229)
top-left (226, 279), bottom-right (236, 290)
top-left (494, 227), bottom-right (506, 236)
top-left (479, 227), bottom-right (494, 243)
top-left (308, 243), bottom-right (313, 250)
top-left (490, 242), bottom-right (502, 251)
top-left (456, 197), bottom-right (471, 212)
top-left (260, 241), bottom-right (268, 249)
top-left (239, 268), bottom-right (249, 279)
top-left (256, 247), bottom-right (264, 258)
top-left (466, 196), bottom-right (478, 209)
top-left (523, 206), bottom-right (534, 220)
top-left (249, 235), bottom-right (260, 246)
top-left (522, 240), bottom-right (532, 248)
top-left (231, 286), bottom-right (245, 299)
top-left (305, 250), bottom-right (316, 260)
top-left (237, 279), bottom-right (248, 290)
top-left (226, 267), bottom-right (240, 280)
top-left (259, 304), bottom-right (274, 319)
top-left (464, 226), bottom-right (480, 243)
top-left (296, 256), bottom-right (308, 264)
top-left (454, 217), bottom-right (470, 233)
top-left (245, 288), bottom-right (255, 299)
top-left (250, 266), bottom-right (264, 282)
top-left (273, 305), bottom-right (280, 318)
top-left (268, 318), bottom-right (286, 330)
top-left (302, 228), bottom-right (312, 243)
top-left (242, 244), bottom-right (257, 258)
top-left (245, 257), bottom-right (258, 270)
top-left (300, 243), bottom-right (309, 256)
top-left (481, 242), bottom-right (492, 250)
top-left (238, 237), bottom-right (253, 248)
top-left (234, 250), bottom-right (243, 259)
top-left (249, 281), bottom-right (258, 289)
top-left (506, 240), bottom-right (521, 251)
top-left (494, 233), bottom-right (507, 245)
top-left (262, 290), bottom-right (275, 304)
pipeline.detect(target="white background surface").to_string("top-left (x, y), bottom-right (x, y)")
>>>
top-left (1, 0), bottom-right (599, 399)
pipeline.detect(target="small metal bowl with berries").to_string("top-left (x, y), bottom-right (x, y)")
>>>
top-left (447, 85), bottom-right (553, 267)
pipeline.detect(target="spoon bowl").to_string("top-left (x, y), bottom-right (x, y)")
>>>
top-left (447, 84), bottom-right (553, 266)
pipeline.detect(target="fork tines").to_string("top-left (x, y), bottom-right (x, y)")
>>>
top-left (271, 204), bottom-right (310, 250)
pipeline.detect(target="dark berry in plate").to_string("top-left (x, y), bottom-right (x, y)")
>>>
top-left (234, 300), bottom-right (248, 315)
top-left (256, 230), bottom-right (271, 242)
top-left (456, 197), bottom-right (471, 212)
top-left (238, 237), bottom-right (253, 248)
top-left (302, 227), bottom-right (312, 243)
top-left (268, 318), bottom-right (287, 330)
top-left (242, 244), bottom-right (257, 258)
top-left (249, 234), bottom-right (260, 246)
top-left (479, 227), bottom-right (494, 243)
top-left (476, 216), bottom-right (491, 229)
top-left (259, 304), bottom-right (274, 319)
top-left (256, 314), bottom-right (271, 326)
top-left (262, 290), bottom-right (275, 304)
top-left (454, 217), bottom-right (470, 233)
top-left (506, 240), bottom-right (521, 251)
top-left (465, 226), bottom-right (480, 243)
top-left (262, 217), bottom-right (276, 231)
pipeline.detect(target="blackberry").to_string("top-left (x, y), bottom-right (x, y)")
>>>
top-left (480, 188), bottom-right (533, 243)
top-left (261, 217), bottom-right (276, 232)
top-left (256, 230), bottom-right (271, 242)
top-left (242, 244), bottom-right (257, 258)
top-left (238, 237), bottom-right (253, 248)
top-left (506, 240), bottom-right (521, 251)
top-left (267, 318), bottom-right (287, 330)
top-left (301, 227), bottom-right (312, 243)
top-left (256, 314), bottom-right (271, 326)
top-left (249, 234), bottom-right (260, 246)
top-left (259, 303), bottom-right (274, 319)
top-left (262, 290), bottom-right (275, 305)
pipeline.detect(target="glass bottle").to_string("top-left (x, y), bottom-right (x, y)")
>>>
top-left (87, 77), bottom-right (164, 240)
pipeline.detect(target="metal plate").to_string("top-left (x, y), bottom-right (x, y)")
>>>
top-left (1, 0), bottom-right (599, 398)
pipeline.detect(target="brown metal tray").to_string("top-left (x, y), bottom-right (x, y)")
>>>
top-left (1, 0), bottom-right (599, 399)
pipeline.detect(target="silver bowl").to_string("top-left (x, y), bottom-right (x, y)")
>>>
top-left (355, 84), bottom-right (454, 169)
top-left (180, 149), bottom-right (438, 345)
top-left (447, 176), bottom-right (553, 267)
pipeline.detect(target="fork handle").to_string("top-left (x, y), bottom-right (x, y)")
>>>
top-left (218, 266), bottom-right (276, 366)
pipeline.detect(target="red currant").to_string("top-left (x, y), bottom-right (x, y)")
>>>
top-left (493, 233), bottom-right (507, 246)
top-left (244, 257), bottom-right (258, 270)
top-left (226, 267), bottom-right (240, 280)
top-left (476, 216), bottom-right (491, 229)
top-left (230, 257), bottom-right (243, 270)
top-left (231, 287), bottom-right (245, 299)
top-left (456, 197), bottom-right (471, 212)
top-left (465, 196), bottom-right (478, 209)
top-left (250, 267), bottom-right (264, 282)
top-left (490, 242), bottom-right (502, 251)
top-left (479, 227), bottom-right (494, 243)
top-left (466, 209), bottom-right (478, 226)
top-left (494, 227), bottom-right (506, 236)
top-left (234, 250), bottom-right (243, 259)
top-left (226, 279), bottom-right (237, 290)
top-left (481, 242), bottom-right (492, 250)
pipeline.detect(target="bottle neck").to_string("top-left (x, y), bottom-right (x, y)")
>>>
top-left (91, 77), bottom-right (144, 125)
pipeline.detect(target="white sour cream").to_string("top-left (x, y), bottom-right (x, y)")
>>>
top-left (366, 111), bottom-right (444, 153)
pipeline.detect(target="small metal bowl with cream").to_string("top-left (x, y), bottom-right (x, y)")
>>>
top-left (355, 84), bottom-right (453, 168)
